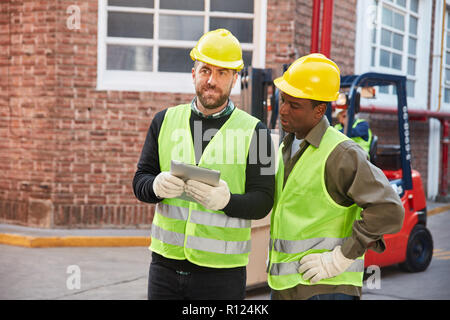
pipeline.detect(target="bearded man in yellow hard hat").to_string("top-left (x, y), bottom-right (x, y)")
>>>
top-left (133, 29), bottom-right (275, 300)
top-left (267, 53), bottom-right (404, 300)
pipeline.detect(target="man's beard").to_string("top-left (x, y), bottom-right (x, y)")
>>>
top-left (196, 84), bottom-right (232, 110)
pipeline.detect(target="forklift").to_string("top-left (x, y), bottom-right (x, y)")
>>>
top-left (241, 69), bottom-right (433, 274)
top-left (339, 72), bottom-right (433, 272)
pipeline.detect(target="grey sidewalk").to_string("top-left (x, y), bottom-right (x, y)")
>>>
top-left (0, 245), bottom-right (151, 300)
top-left (0, 200), bottom-right (449, 300)
top-left (0, 223), bottom-right (151, 238)
top-left (1, 200), bottom-right (448, 246)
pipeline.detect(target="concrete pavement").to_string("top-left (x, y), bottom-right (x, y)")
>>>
top-left (0, 200), bottom-right (449, 300)
top-left (0, 245), bottom-right (150, 300)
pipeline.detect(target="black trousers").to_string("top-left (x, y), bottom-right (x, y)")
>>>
top-left (147, 260), bottom-right (247, 300)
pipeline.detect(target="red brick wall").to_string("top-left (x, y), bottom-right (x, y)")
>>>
top-left (0, 0), bottom-right (195, 228)
top-left (0, 0), bottom-right (360, 228)
top-left (266, 0), bottom-right (296, 72)
top-left (330, 0), bottom-right (357, 75)
top-left (265, 0), bottom-right (356, 75)
top-left (360, 113), bottom-right (430, 192)
top-left (1, 0), bottom-right (58, 227)
top-left (0, 0), bottom-right (436, 229)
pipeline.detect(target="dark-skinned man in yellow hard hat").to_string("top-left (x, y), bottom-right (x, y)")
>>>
top-left (267, 53), bottom-right (404, 300)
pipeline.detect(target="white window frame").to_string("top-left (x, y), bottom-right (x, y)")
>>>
top-left (97, 0), bottom-right (267, 93)
top-left (355, 0), bottom-right (432, 110)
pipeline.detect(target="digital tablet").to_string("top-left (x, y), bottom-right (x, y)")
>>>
top-left (170, 160), bottom-right (221, 202)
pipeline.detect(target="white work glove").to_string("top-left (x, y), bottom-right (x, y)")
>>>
top-left (185, 179), bottom-right (231, 211)
top-left (298, 245), bottom-right (354, 284)
top-left (152, 172), bottom-right (185, 199)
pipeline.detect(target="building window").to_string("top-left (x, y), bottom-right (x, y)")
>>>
top-left (97, 0), bottom-right (267, 93)
top-left (370, 0), bottom-right (419, 97)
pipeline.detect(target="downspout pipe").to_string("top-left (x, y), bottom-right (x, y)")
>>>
top-left (442, 120), bottom-right (449, 197)
top-left (321, 0), bottom-right (334, 58)
top-left (428, 0), bottom-right (446, 200)
top-left (437, 1), bottom-right (447, 112)
top-left (311, 0), bottom-right (321, 53)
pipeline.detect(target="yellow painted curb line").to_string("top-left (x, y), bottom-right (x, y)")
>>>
top-left (428, 205), bottom-right (450, 216)
top-left (1, 204), bottom-right (448, 248)
top-left (0, 233), bottom-right (151, 248)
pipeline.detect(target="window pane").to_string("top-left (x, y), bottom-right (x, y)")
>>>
top-left (446, 52), bottom-right (450, 65)
top-left (210, 18), bottom-right (253, 43)
top-left (392, 33), bottom-right (403, 50)
top-left (407, 80), bottom-right (414, 97)
top-left (108, 12), bottom-right (153, 38)
top-left (396, 0), bottom-right (406, 7)
top-left (407, 58), bottom-right (415, 75)
top-left (410, 0), bottom-right (418, 13)
top-left (380, 49), bottom-right (390, 67)
top-left (393, 12), bottom-right (404, 31)
top-left (372, 26), bottom-right (377, 44)
top-left (371, 47), bottom-right (376, 67)
top-left (382, 6), bottom-right (393, 27)
top-left (448, 11), bottom-right (450, 29)
top-left (160, 0), bottom-right (203, 11)
top-left (445, 88), bottom-right (450, 103)
top-left (409, 16), bottom-right (418, 35)
top-left (211, 0), bottom-right (253, 13)
top-left (392, 53), bottom-right (402, 70)
top-left (445, 68), bottom-right (450, 82)
top-left (242, 50), bottom-right (252, 68)
top-left (381, 28), bottom-right (391, 47)
top-left (408, 37), bottom-right (417, 55)
top-left (108, 0), bottom-right (154, 8)
top-left (159, 15), bottom-right (203, 40)
top-left (158, 48), bottom-right (192, 72)
top-left (107, 45), bottom-right (153, 71)
top-left (379, 85), bottom-right (389, 94)
top-left (447, 34), bottom-right (450, 49)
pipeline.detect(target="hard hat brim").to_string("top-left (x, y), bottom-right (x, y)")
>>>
top-left (274, 76), bottom-right (339, 102)
top-left (190, 48), bottom-right (244, 71)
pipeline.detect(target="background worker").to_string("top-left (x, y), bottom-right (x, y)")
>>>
top-left (267, 53), bottom-right (404, 300)
top-left (334, 105), bottom-right (372, 154)
top-left (133, 29), bottom-right (275, 300)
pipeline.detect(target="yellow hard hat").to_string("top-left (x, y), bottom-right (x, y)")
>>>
top-left (190, 29), bottom-right (244, 71)
top-left (274, 53), bottom-right (340, 101)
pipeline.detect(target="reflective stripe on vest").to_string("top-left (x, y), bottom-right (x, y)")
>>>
top-left (271, 259), bottom-right (364, 276)
top-left (268, 126), bottom-right (364, 290)
top-left (268, 237), bottom-right (365, 276)
top-left (151, 223), bottom-right (251, 255)
top-left (155, 202), bottom-right (250, 230)
top-left (150, 104), bottom-right (259, 268)
top-left (151, 201), bottom-right (252, 255)
top-left (270, 237), bottom-right (350, 254)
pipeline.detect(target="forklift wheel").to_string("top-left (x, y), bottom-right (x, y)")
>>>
top-left (399, 224), bottom-right (433, 273)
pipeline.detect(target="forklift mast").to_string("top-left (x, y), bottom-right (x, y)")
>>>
top-left (240, 67), bottom-right (274, 127)
top-left (341, 72), bottom-right (413, 190)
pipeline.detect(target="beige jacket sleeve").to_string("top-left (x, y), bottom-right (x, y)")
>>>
top-left (325, 140), bottom-right (405, 260)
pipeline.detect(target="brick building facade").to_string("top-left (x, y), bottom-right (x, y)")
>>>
top-left (0, 0), bottom-right (448, 228)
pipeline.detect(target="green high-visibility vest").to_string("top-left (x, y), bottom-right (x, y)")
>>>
top-left (334, 119), bottom-right (372, 154)
top-left (267, 126), bottom-right (364, 290)
top-left (150, 104), bottom-right (259, 268)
